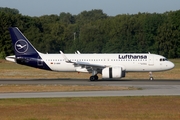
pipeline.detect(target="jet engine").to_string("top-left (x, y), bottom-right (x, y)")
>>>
top-left (102, 67), bottom-right (125, 79)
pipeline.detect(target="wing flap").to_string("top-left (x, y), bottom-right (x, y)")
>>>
top-left (75, 61), bottom-right (106, 68)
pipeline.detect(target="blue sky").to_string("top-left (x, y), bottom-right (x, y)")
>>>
top-left (1, 0), bottom-right (180, 16)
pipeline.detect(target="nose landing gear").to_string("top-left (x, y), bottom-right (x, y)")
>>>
top-left (149, 72), bottom-right (154, 80)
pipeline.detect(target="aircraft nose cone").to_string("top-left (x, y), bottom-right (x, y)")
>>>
top-left (171, 62), bottom-right (175, 69)
top-left (168, 62), bottom-right (175, 70)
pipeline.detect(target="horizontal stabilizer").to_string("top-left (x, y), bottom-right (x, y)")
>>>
top-left (5, 55), bottom-right (16, 62)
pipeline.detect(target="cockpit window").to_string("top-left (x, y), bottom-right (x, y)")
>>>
top-left (164, 58), bottom-right (168, 61)
top-left (160, 58), bottom-right (168, 61)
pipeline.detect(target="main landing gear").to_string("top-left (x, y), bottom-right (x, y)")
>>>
top-left (89, 69), bottom-right (99, 81)
top-left (149, 72), bottom-right (154, 80)
top-left (90, 75), bottom-right (99, 81)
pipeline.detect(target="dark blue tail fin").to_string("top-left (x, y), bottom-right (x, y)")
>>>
top-left (9, 27), bottom-right (38, 56)
top-left (9, 27), bottom-right (51, 70)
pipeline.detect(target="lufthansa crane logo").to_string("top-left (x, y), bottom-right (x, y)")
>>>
top-left (15, 39), bottom-right (28, 53)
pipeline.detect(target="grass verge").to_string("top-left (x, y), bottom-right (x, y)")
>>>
top-left (0, 96), bottom-right (179, 120)
top-left (0, 84), bottom-right (137, 93)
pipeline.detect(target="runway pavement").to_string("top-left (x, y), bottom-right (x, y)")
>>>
top-left (0, 79), bottom-right (180, 98)
top-left (0, 79), bottom-right (180, 85)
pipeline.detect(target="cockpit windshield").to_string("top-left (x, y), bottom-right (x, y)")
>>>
top-left (160, 58), bottom-right (168, 61)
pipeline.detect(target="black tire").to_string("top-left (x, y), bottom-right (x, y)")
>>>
top-left (149, 77), bottom-right (154, 81)
top-left (90, 75), bottom-right (98, 81)
top-left (90, 76), bottom-right (96, 81)
top-left (94, 75), bottom-right (99, 80)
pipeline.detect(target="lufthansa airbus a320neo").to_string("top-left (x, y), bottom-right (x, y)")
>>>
top-left (6, 27), bottom-right (174, 81)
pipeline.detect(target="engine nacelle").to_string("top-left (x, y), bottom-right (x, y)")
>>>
top-left (102, 67), bottom-right (125, 79)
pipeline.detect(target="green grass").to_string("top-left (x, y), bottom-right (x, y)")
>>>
top-left (0, 84), bottom-right (137, 93)
top-left (0, 96), bottom-right (180, 120)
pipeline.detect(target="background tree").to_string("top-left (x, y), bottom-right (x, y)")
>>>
top-left (0, 7), bottom-right (180, 58)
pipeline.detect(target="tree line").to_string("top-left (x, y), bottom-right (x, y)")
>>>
top-left (0, 7), bottom-right (180, 58)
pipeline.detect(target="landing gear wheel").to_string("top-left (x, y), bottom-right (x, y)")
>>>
top-left (90, 76), bottom-right (95, 81)
top-left (149, 72), bottom-right (154, 80)
top-left (149, 77), bottom-right (154, 81)
top-left (89, 75), bottom-right (98, 81)
top-left (94, 75), bottom-right (98, 80)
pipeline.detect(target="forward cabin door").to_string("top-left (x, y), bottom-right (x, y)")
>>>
top-left (148, 54), bottom-right (154, 66)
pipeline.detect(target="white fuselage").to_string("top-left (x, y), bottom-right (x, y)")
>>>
top-left (39, 53), bottom-right (174, 72)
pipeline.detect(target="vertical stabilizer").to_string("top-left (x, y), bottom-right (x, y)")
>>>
top-left (8, 27), bottom-right (52, 70)
top-left (9, 27), bottom-right (39, 57)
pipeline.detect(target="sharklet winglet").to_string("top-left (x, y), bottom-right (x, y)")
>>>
top-left (60, 51), bottom-right (72, 63)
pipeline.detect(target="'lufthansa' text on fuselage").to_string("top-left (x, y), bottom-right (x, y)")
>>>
top-left (118, 55), bottom-right (147, 59)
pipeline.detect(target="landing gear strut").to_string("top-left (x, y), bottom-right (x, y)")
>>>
top-left (149, 72), bottom-right (154, 80)
top-left (90, 75), bottom-right (99, 81)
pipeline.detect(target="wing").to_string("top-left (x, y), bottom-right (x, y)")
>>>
top-left (60, 51), bottom-right (107, 72)
top-left (75, 61), bottom-right (106, 68)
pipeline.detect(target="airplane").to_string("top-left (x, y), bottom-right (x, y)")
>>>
top-left (6, 27), bottom-right (175, 81)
